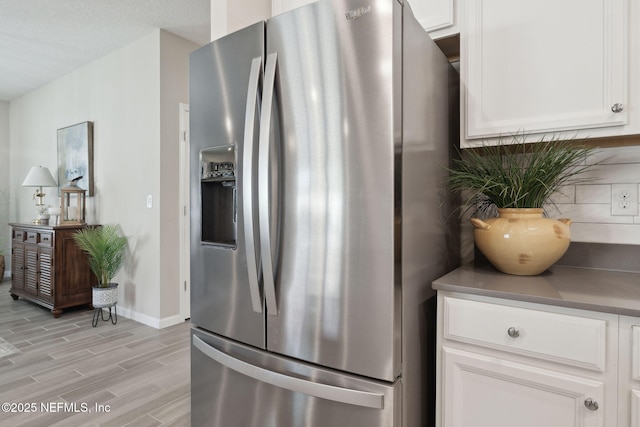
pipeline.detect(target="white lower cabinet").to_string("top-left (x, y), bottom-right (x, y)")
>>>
top-left (436, 292), bottom-right (619, 427)
top-left (618, 317), bottom-right (640, 427)
top-left (443, 347), bottom-right (604, 427)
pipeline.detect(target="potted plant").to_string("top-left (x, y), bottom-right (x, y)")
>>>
top-left (448, 133), bottom-right (596, 275)
top-left (72, 224), bottom-right (127, 323)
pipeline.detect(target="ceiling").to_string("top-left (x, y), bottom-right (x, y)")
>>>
top-left (0, 0), bottom-right (211, 101)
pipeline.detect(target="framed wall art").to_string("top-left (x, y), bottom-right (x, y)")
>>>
top-left (57, 121), bottom-right (94, 196)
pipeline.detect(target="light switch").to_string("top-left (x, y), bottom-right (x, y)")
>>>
top-left (146, 195), bottom-right (153, 209)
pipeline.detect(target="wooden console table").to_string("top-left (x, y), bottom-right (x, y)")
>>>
top-left (9, 223), bottom-right (96, 317)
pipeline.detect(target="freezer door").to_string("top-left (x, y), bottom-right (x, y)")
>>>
top-left (262, 0), bottom-right (401, 381)
top-left (191, 328), bottom-right (400, 427)
top-left (189, 22), bottom-right (265, 348)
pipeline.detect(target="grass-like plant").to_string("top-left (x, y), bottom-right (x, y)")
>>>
top-left (448, 133), bottom-right (597, 213)
top-left (73, 224), bottom-right (127, 287)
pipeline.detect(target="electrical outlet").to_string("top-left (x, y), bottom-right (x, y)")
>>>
top-left (611, 184), bottom-right (638, 216)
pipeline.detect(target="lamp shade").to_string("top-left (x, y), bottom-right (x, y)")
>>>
top-left (22, 166), bottom-right (57, 187)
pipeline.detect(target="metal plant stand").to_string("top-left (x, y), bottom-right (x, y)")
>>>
top-left (92, 304), bottom-right (117, 327)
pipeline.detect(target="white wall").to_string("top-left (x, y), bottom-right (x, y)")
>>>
top-left (159, 31), bottom-right (198, 322)
top-left (9, 30), bottom-right (198, 327)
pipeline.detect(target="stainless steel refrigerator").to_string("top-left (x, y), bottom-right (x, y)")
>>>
top-left (189, 0), bottom-right (459, 425)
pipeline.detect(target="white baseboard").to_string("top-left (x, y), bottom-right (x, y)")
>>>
top-left (115, 306), bottom-right (186, 329)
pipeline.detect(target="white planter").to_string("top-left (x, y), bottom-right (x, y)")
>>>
top-left (92, 283), bottom-right (118, 308)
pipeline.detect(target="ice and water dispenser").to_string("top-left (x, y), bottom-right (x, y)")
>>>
top-left (200, 145), bottom-right (237, 248)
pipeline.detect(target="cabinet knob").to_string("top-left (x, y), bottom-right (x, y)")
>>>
top-left (584, 397), bottom-right (599, 411)
top-left (611, 103), bottom-right (624, 113)
top-left (507, 327), bottom-right (520, 338)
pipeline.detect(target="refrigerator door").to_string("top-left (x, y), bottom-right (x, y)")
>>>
top-left (189, 22), bottom-right (265, 348)
top-left (191, 328), bottom-right (400, 427)
top-left (262, 0), bottom-right (402, 381)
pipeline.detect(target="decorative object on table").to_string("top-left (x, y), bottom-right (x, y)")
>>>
top-left (57, 121), bottom-right (94, 196)
top-left (447, 133), bottom-right (597, 276)
top-left (47, 207), bottom-right (61, 226)
top-left (59, 176), bottom-right (86, 225)
top-left (72, 224), bottom-right (128, 327)
top-left (21, 166), bottom-right (58, 224)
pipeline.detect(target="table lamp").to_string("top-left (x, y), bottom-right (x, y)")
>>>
top-left (22, 166), bottom-right (58, 224)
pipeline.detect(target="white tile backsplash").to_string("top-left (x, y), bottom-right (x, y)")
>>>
top-left (587, 146), bottom-right (640, 165)
top-left (548, 185), bottom-right (575, 204)
top-left (548, 203), bottom-right (635, 224)
top-left (550, 146), bottom-right (640, 244)
top-left (580, 164), bottom-right (640, 183)
top-left (570, 223), bottom-right (640, 245)
top-left (575, 185), bottom-right (611, 204)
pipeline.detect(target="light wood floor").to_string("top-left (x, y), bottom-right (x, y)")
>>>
top-left (0, 280), bottom-right (191, 427)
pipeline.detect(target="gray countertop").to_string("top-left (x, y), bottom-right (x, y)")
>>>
top-left (432, 263), bottom-right (640, 317)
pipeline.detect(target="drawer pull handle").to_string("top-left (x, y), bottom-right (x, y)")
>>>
top-left (584, 397), bottom-right (599, 411)
top-left (507, 327), bottom-right (520, 338)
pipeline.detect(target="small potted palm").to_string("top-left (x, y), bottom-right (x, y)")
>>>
top-left (73, 224), bottom-right (127, 325)
top-left (448, 133), bottom-right (597, 275)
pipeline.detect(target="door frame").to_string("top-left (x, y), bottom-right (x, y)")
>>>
top-left (179, 103), bottom-right (191, 320)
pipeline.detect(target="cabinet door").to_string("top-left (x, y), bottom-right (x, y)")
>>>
top-left (272, 0), bottom-right (314, 15)
top-left (11, 243), bottom-right (24, 289)
top-left (37, 247), bottom-right (54, 303)
top-left (24, 246), bottom-right (38, 296)
top-left (461, 0), bottom-right (627, 143)
top-left (443, 347), bottom-right (604, 427)
top-left (620, 320), bottom-right (640, 427)
top-left (632, 389), bottom-right (640, 427)
top-left (411, 0), bottom-right (457, 39)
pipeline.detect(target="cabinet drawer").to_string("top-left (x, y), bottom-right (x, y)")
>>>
top-left (39, 233), bottom-right (53, 247)
top-left (443, 297), bottom-right (607, 371)
top-left (12, 229), bottom-right (26, 241)
top-left (26, 232), bottom-right (39, 244)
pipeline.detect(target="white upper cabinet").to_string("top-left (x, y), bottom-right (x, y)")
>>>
top-left (409, 0), bottom-right (458, 39)
top-left (273, 0), bottom-right (459, 38)
top-left (461, 0), bottom-right (637, 147)
top-left (271, 0), bottom-right (315, 15)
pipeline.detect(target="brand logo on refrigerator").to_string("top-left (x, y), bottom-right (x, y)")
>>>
top-left (345, 5), bottom-right (371, 21)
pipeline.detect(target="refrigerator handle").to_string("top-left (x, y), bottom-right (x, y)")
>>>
top-left (243, 56), bottom-right (264, 314)
top-left (258, 52), bottom-right (278, 315)
top-left (193, 335), bottom-right (385, 409)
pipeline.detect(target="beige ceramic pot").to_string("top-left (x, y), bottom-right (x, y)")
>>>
top-left (470, 208), bottom-right (572, 276)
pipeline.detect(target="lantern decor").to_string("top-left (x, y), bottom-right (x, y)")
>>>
top-left (60, 176), bottom-right (86, 225)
